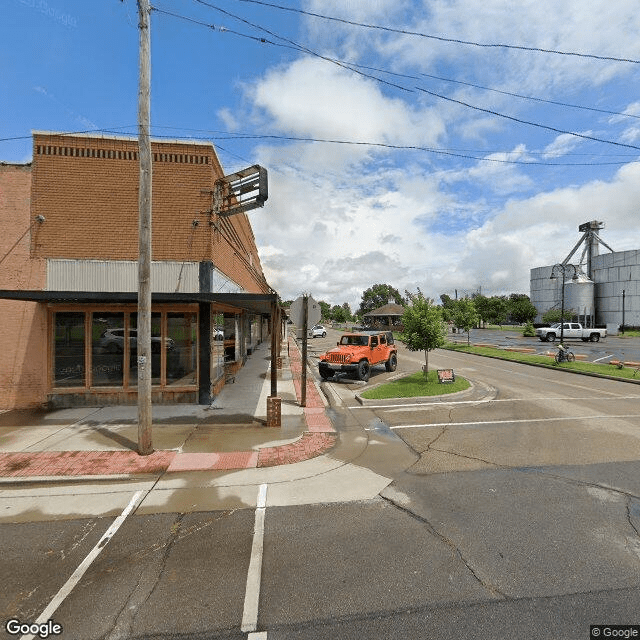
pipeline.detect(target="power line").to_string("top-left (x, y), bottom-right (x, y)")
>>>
top-left (415, 86), bottom-right (640, 151)
top-left (132, 130), bottom-right (637, 166)
top-left (159, 4), bottom-right (640, 123)
top-left (234, 0), bottom-right (640, 65)
top-left (419, 73), bottom-right (640, 121)
top-left (156, 6), bottom-right (640, 153)
top-left (188, 0), bottom-right (413, 93)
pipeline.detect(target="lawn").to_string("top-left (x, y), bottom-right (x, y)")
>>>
top-left (443, 342), bottom-right (640, 380)
top-left (360, 369), bottom-right (471, 400)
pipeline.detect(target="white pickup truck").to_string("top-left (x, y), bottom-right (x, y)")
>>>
top-left (535, 322), bottom-right (607, 342)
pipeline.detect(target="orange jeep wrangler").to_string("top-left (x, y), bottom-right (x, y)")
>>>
top-left (318, 331), bottom-right (397, 381)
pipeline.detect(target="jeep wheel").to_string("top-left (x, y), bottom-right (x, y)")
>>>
top-left (357, 360), bottom-right (370, 382)
top-left (385, 353), bottom-right (397, 372)
top-left (319, 364), bottom-right (333, 380)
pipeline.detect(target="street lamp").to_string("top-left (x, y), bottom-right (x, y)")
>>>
top-left (549, 263), bottom-right (578, 343)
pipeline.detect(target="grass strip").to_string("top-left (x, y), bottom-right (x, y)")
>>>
top-left (443, 342), bottom-right (640, 380)
top-left (361, 370), bottom-right (471, 400)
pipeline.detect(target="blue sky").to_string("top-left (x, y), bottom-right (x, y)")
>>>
top-left (3, 0), bottom-right (640, 308)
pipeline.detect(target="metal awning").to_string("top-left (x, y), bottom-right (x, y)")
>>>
top-left (0, 290), bottom-right (278, 316)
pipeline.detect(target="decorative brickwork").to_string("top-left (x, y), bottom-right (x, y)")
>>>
top-left (266, 395), bottom-right (282, 427)
top-left (30, 132), bottom-right (269, 294)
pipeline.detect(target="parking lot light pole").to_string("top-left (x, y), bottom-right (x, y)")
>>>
top-left (550, 263), bottom-right (578, 344)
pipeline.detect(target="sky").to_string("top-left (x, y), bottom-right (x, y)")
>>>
top-left (3, 0), bottom-right (640, 311)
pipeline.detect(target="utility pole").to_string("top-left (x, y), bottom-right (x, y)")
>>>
top-left (137, 0), bottom-right (153, 455)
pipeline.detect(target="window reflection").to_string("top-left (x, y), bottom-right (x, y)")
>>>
top-left (129, 313), bottom-right (162, 386)
top-left (167, 312), bottom-right (197, 386)
top-left (91, 312), bottom-right (124, 386)
top-left (54, 312), bottom-right (85, 387)
top-left (212, 312), bottom-right (225, 381)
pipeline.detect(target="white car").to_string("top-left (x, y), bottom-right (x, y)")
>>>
top-left (309, 324), bottom-right (327, 338)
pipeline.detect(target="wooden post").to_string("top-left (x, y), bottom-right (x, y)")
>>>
top-left (137, 0), bottom-right (153, 455)
top-left (270, 302), bottom-right (278, 398)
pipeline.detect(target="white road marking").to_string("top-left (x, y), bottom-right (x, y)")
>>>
top-left (390, 413), bottom-right (640, 430)
top-left (357, 395), bottom-right (640, 411)
top-left (20, 490), bottom-right (146, 640)
top-left (241, 483), bottom-right (268, 634)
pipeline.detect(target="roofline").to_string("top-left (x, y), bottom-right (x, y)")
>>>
top-left (31, 130), bottom-right (215, 148)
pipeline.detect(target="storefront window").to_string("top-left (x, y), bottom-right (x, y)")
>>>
top-left (212, 312), bottom-right (225, 381)
top-left (52, 307), bottom-right (199, 392)
top-left (167, 312), bottom-right (197, 386)
top-left (91, 312), bottom-right (125, 387)
top-left (54, 312), bottom-right (86, 387)
top-left (129, 313), bottom-right (162, 386)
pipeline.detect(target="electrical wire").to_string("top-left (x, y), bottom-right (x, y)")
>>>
top-left (138, 130), bottom-right (637, 166)
top-left (234, 0), bottom-right (640, 65)
top-left (156, 5), bottom-right (640, 154)
top-left (189, 0), bottom-right (413, 93)
top-left (415, 86), bottom-right (640, 151)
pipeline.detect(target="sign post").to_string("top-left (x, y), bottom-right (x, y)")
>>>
top-left (289, 295), bottom-right (321, 408)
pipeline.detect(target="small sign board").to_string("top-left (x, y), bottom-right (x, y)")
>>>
top-left (437, 369), bottom-right (455, 384)
top-left (289, 295), bottom-right (321, 327)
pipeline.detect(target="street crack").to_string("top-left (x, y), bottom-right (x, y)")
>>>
top-left (380, 493), bottom-right (506, 600)
top-left (105, 513), bottom-right (185, 640)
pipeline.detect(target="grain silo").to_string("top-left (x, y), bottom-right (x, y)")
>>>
top-left (530, 221), bottom-right (640, 331)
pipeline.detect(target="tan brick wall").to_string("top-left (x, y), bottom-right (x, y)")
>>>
top-left (0, 164), bottom-right (48, 408)
top-left (32, 133), bottom-right (271, 293)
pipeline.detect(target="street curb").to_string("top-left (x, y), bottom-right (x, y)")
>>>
top-left (354, 377), bottom-right (479, 406)
top-left (441, 346), bottom-right (640, 385)
top-left (0, 340), bottom-right (340, 482)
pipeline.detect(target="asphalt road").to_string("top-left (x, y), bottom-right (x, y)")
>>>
top-left (2, 328), bottom-right (640, 640)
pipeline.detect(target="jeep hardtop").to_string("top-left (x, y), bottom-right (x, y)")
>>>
top-left (318, 331), bottom-right (397, 381)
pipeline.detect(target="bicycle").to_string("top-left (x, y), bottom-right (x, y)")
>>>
top-left (555, 344), bottom-right (575, 363)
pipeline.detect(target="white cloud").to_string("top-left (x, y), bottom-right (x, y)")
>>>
top-left (251, 57), bottom-right (445, 147)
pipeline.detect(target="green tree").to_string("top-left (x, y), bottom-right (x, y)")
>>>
top-left (318, 300), bottom-right (331, 321)
top-left (542, 308), bottom-right (577, 324)
top-left (508, 294), bottom-right (538, 324)
top-left (330, 304), bottom-right (351, 323)
top-left (487, 296), bottom-right (509, 327)
top-left (401, 292), bottom-right (447, 375)
top-left (358, 283), bottom-right (404, 316)
top-left (471, 294), bottom-right (491, 328)
top-left (452, 298), bottom-right (480, 346)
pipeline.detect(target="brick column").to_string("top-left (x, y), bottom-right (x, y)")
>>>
top-left (266, 396), bottom-right (281, 427)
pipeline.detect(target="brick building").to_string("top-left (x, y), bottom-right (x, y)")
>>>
top-left (0, 132), bottom-right (278, 409)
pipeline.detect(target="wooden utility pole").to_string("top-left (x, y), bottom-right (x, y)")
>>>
top-left (137, 0), bottom-right (153, 455)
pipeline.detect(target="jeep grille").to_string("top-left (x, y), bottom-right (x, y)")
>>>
top-left (327, 353), bottom-right (349, 364)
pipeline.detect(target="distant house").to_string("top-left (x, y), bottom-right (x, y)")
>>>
top-left (363, 303), bottom-right (405, 329)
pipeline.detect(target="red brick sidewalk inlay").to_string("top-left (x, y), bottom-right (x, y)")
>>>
top-left (257, 432), bottom-right (337, 467)
top-left (0, 450), bottom-right (175, 477)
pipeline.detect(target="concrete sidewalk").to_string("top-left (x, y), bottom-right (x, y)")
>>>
top-left (0, 337), bottom-right (337, 481)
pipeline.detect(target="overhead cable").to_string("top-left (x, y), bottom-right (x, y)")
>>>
top-left (235, 0), bottom-right (640, 65)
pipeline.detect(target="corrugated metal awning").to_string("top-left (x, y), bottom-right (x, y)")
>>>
top-left (0, 290), bottom-right (278, 316)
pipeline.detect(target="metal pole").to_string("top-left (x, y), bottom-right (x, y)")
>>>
top-left (622, 289), bottom-right (626, 334)
top-left (137, 0), bottom-right (153, 455)
top-left (301, 295), bottom-right (308, 407)
top-left (560, 269), bottom-right (565, 343)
